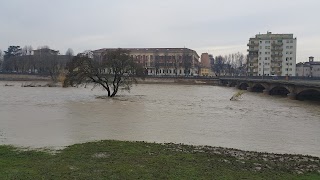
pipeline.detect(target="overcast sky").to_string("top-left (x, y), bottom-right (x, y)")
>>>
top-left (1, 0), bottom-right (320, 62)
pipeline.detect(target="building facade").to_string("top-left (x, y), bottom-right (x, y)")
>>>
top-left (296, 56), bottom-right (320, 77)
top-left (33, 48), bottom-right (59, 56)
top-left (200, 53), bottom-right (215, 76)
top-left (247, 32), bottom-right (297, 76)
top-left (92, 48), bottom-right (200, 76)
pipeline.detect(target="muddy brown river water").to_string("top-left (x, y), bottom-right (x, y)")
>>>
top-left (0, 81), bottom-right (319, 157)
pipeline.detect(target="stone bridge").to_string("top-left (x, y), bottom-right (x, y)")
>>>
top-left (220, 78), bottom-right (320, 100)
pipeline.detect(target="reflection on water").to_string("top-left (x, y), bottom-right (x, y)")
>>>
top-left (0, 81), bottom-right (320, 157)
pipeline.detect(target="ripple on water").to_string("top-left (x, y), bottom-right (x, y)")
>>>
top-left (0, 82), bottom-right (319, 157)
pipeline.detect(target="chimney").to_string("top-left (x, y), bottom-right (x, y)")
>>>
top-left (309, 56), bottom-right (314, 62)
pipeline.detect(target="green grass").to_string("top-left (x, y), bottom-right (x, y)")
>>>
top-left (0, 140), bottom-right (319, 179)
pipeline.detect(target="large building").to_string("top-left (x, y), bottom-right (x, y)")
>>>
top-left (92, 48), bottom-right (200, 76)
top-left (199, 53), bottom-right (215, 76)
top-left (33, 48), bottom-right (59, 56)
top-left (296, 56), bottom-right (320, 77)
top-left (247, 32), bottom-right (297, 76)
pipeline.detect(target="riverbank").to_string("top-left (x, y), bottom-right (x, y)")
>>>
top-left (0, 73), bottom-right (219, 85)
top-left (0, 140), bottom-right (319, 179)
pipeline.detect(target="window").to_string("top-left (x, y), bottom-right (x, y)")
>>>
top-left (286, 46), bottom-right (289, 49)
top-left (265, 57), bottom-right (268, 60)
top-left (286, 51), bottom-right (289, 54)
top-left (265, 46), bottom-right (270, 49)
top-left (290, 40), bottom-right (293, 43)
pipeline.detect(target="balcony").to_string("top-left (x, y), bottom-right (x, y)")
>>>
top-left (247, 49), bottom-right (259, 52)
top-left (272, 48), bottom-right (283, 52)
top-left (271, 59), bottom-right (283, 63)
top-left (248, 53), bottom-right (258, 57)
top-left (271, 42), bottom-right (283, 46)
top-left (271, 54), bottom-right (283, 58)
top-left (271, 64), bottom-right (282, 68)
top-left (247, 43), bottom-right (259, 46)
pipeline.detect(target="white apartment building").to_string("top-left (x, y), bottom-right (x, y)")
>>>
top-left (247, 32), bottom-right (297, 76)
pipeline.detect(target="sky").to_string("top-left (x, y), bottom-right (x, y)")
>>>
top-left (1, 0), bottom-right (320, 62)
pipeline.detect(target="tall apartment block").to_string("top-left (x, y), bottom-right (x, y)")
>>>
top-left (247, 32), bottom-right (297, 76)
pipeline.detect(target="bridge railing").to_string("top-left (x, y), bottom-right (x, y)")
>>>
top-left (219, 76), bottom-right (320, 81)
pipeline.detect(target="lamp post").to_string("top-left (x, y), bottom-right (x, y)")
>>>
top-left (286, 62), bottom-right (289, 81)
top-left (262, 61), bottom-right (264, 79)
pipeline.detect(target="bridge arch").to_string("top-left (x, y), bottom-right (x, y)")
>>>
top-left (239, 82), bottom-right (249, 90)
top-left (269, 86), bottom-right (290, 96)
top-left (296, 89), bottom-right (320, 101)
top-left (252, 83), bottom-right (266, 92)
top-left (229, 81), bottom-right (237, 87)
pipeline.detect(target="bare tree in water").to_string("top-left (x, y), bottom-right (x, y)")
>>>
top-left (64, 48), bottom-right (144, 97)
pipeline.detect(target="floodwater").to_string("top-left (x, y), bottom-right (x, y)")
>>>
top-left (0, 81), bottom-right (320, 157)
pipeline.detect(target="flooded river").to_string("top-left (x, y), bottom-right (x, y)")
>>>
top-left (0, 81), bottom-right (319, 157)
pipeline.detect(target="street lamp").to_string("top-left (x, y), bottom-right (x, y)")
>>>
top-left (262, 61), bottom-right (264, 79)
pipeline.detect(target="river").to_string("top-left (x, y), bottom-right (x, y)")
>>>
top-left (0, 81), bottom-right (319, 157)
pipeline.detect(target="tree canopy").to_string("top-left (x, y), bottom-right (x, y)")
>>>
top-left (64, 48), bottom-right (144, 97)
top-left (4, 46), bottom-right (22, 59)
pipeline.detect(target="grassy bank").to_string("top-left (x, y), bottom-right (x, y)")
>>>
top-left (0, 140), bottom-right (319, 179)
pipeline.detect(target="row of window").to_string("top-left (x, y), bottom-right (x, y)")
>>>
top-left (150, 69), bottom-right (189, 74)
top-left (253, 39), bottom-right (294, 44)
top-left (130, 55), bottom-right (192, 61)
top-left (259, 68), bottom-right (293, 71)
top-left (258, 57), bottom-right (294, 60)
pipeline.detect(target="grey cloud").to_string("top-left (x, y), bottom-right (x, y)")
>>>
top-left (1, 0), bottom-right (320, 62)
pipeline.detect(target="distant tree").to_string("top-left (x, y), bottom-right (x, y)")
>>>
top-left (214, 55), bottom-right (225, 76)
top-left (64, 48), bottom-right (144, 97)
top-left (182, 48), bottom-right (192, 76)
top-left (21, 45), bottom-right (33, 56)
top-left (3, 46), bottom-right (22, 72)
top-left (4, 46), bottom-right (22, 59)
top-left (0, 49), bottom-right (3, 70)
top-left (0, 49), bottom-right (3, 59)
top-left (154, 50), bottom-right (160, 75)
top-left (65, 48), bottom-right (74, 56)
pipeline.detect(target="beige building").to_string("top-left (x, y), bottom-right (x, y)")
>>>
top-left (199, 53), bottom-right (215, 76)
top-left (296, 56), bottom-right (320, 77)
top-left (92, 48), bottom-right (200, 76)
top-left (247, 32), bottom-right (297, 76)
top-left (33, 48), bottom-right (59, 56)
top-left (200, 53), bottom-right (210, 68)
